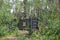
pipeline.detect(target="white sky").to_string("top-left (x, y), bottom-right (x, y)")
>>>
top-left (10, 0), bottom-right (49, 13)
top-left (19, 0), bottom-right (23, 2)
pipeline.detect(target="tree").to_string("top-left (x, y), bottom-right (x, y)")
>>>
top-left (0, 0), bottom-right (17, 36)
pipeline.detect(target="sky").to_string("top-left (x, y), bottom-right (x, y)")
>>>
top-left (10, 0), bottom-right (50, 13)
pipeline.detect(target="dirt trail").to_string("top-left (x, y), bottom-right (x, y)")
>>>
top-left (4, 30), bottom-right (29, 40)
top-left (6, 37), bottom-right (18, 40)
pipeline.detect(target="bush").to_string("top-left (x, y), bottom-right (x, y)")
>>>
top-left (0, 9), bottom-right (18, 36)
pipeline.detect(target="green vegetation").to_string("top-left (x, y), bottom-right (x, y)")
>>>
top-left (0, 0), bottom-right (60, 40)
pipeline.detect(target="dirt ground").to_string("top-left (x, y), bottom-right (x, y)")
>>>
top-left (0, 30), bottom-right (29, 40)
